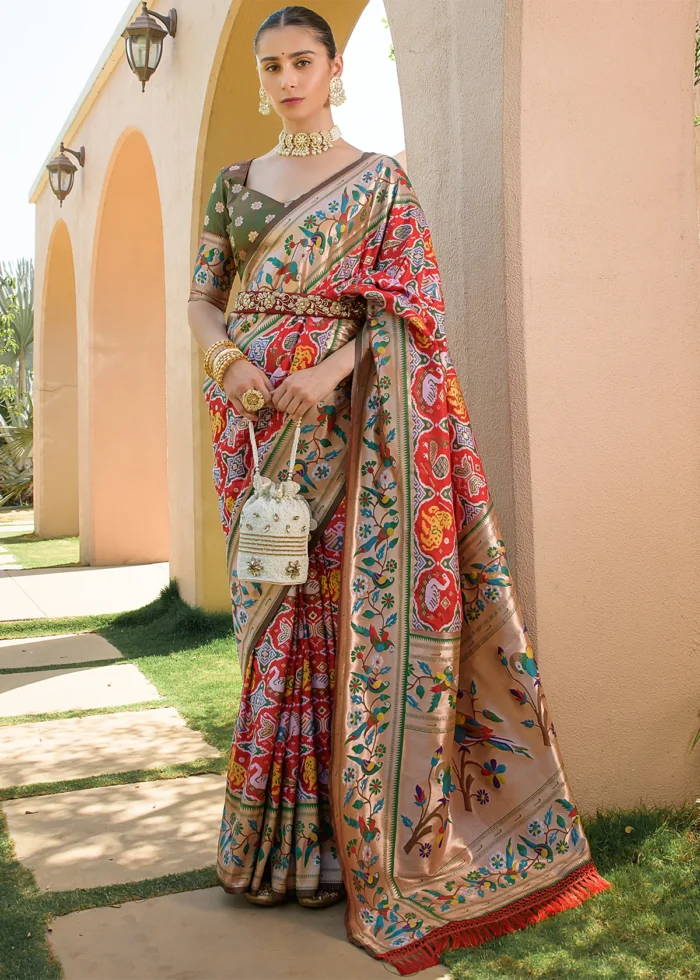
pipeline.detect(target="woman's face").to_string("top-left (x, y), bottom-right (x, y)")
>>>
top-left (256, 25), bottom-right (342, 122)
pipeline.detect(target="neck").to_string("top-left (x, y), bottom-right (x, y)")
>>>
top-left (280, 109), bottom-right (335, 134)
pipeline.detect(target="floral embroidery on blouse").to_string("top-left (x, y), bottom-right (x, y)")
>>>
top-left (188, 161), bottom-right (286, 311)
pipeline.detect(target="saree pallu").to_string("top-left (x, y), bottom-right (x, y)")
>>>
top-left (192, 152), bottom-right (611, 973)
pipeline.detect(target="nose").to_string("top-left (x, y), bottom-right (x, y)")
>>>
top-left (280, 67), bottom-right (298, 91)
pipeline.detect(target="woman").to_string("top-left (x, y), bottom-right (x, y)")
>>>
top-left (187, 5), bottom-right (611, 974)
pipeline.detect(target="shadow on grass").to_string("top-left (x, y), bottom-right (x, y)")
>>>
top-left (0, 576), bottom-right (233, 655)
top-left (98, 578), bottom-right (234, 658)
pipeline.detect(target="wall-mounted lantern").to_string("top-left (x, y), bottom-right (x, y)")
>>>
top-left (122, 3), bottom-right (177, 92)
top-left (46, 142), bottom-right (86, 207)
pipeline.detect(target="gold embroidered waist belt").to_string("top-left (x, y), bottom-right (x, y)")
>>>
top-left (234, 289), bottom-right (366, 322)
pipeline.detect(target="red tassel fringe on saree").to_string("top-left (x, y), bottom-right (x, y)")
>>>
top-left (189, 151), bottom-right (612, 973)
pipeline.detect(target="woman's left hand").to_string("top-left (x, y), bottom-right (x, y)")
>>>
top-left (270, 364), bottom-right (340, 419)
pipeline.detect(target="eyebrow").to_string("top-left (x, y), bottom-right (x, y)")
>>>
top-left (259, 50), bottom-right (316, 63)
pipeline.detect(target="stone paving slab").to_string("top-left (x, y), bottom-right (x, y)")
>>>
top-left (0, 663), bottom-right (161, 717)
top-left (0, 562), bottom-right (170, 620)
top-left (3, 773), bottom-right (226, 890)
top-left (0, 632), bottom-right (123, 670)
top-left (0, 507), bottom-right (32, 524)
top-left (0, 707), bottom-right (220, 787)
top-left (0, 570), bottom-right (45, 619)
top-left (0, 546), bottom-right (22, 570)
top-left (47, 887), bottom-right (450, 979)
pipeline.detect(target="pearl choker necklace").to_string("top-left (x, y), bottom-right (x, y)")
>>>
top-left (276, 124), bottom-right (342, 156)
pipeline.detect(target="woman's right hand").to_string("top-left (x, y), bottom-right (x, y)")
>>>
top-left (221, 358), bottom-right (276, 422)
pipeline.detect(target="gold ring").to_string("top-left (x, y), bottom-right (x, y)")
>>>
top-left (241, 388), bottom-right (265, 412)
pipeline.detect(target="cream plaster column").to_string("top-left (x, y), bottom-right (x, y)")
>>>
top-left (384, 0), bottom-right (517, 569)
top-left (34, 222), bottom-right (79, 538)
top-left (511, 0), bottom-right (700, 810)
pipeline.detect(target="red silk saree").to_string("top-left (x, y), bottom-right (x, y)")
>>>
top-left (189, 151), bottom-right (611, 974)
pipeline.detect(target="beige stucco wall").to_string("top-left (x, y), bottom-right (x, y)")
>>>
top-left (516, 0), bottom-right (700, 812)
top-left (31, 0), bottom-right (700, 812)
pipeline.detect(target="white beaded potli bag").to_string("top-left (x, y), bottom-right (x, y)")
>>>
top-left (236, 418), bottom-right (317, 585)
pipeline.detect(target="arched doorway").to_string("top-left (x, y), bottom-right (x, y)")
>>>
top-left (88, 128), bottom-right (168, 566)
top-left (35, 220), bottom-right (78, 538)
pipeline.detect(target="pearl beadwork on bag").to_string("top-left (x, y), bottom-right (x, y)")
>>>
top-left (236, 417), bottom-right (317, 585)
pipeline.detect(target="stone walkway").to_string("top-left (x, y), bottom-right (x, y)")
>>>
top-left (0, 507), bottom-right (171, 621)
top-left (0, 562), bottom-right (171, 621)
top-left (0, 630), bottom-right (449, 978)
top-left (0, 507), bottom-right (30, 570)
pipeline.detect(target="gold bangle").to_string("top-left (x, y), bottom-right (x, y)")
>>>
top-left (213, 349), bottom-right (248, 387)
top-left (209, 346), bottom-right (247, 383)
top-left (211, 346), bottom-right (246, 374)
top-left (204, 339), bottom-right (235, 374)
top-left (204, 340), bottom-right (245, 378)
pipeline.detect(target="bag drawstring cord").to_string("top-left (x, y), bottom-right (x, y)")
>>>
top-left (248, 417), bottom-right (303, 480)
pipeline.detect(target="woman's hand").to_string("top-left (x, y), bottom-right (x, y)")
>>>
top-left (221, 359), bottom-right (275, 421)
top-left (270, 364), bottom-right (342, 420)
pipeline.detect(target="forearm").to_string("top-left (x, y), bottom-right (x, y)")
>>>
top-left (187, 298), bottom-right (230, 353)
top-left (323, 336), bottom-right (356, 384)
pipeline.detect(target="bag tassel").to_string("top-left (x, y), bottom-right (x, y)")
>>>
top-left (376, 860), bottom-right (612, 975)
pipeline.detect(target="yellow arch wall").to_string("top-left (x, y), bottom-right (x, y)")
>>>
top-left (35, 220), bottom-right (79, 538)
top-left (88, 128), bottom-right (168, 565)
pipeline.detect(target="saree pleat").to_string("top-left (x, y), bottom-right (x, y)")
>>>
top-left (189, 151), bottom-right (611, 971)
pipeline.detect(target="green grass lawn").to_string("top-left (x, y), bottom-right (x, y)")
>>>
top-left (0, 581), bottom-right (698, 980)
top-left (0, 529), bottom-right (80, 569)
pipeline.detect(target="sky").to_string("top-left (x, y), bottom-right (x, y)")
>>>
top-left (0, 0), bottom-right (404, 266)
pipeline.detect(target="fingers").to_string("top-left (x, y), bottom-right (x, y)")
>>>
top-left (257, 371), bottom-right (275, 402)
top-left (273, 387), bottom-right (291, 414)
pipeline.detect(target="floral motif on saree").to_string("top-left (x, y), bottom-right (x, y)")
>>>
top-left (189, 151), bottom-right (611, 973)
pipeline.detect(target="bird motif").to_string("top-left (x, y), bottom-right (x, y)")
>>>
top-left (518, 836), bottom-right (554, 863)
top-left (355, 756), bottom-right (383, 776)
top-left (509, 646), bottom-right (538, 679)
top-left (424, 575), bottom-right (451, 613)
top-left (368, 623), bottom-right (393, 654)
top-left (430, 668), bottom-right (455, 695)
top-left (454, 712), bottom-right (532, 757)
top-left (362, 485), bottom-right (397, 509)
top-left (247, 762), bottom-right (267, 790)
top-left (354, 517), bottom-right (399, 556)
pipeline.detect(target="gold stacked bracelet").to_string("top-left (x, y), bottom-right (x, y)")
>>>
top-left (204, 339), bottom-right (249, 388)
top-left (204, 339), bottom-right (235, 377)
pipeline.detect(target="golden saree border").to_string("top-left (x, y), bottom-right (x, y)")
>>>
top-left (330, 307), bottom-right (611, 973)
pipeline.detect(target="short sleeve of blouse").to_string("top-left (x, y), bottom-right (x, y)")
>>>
top-left (188, 168), bottom-right (235, 312)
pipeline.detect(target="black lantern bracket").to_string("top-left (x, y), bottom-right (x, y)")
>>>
top-left (61, 143), bottom-right (86, 169)
top-left (142, 6), bottom-right (177, 37)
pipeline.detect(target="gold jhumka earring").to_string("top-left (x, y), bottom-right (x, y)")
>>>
top-left (258, 86), bottom-right (271, 115)
top-left (328, 76), bottom-right (346, 106)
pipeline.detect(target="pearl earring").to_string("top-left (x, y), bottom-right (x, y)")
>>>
top-left (258, 86), bottom-right (271, 115)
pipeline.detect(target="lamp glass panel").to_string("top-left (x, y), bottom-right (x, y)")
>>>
top-left (49, 169), bottom-right (60, 193)
top-left (148, 38), bottom-right (163, 69)
top-left (124, 39), bottom-right (135, 71)
top-left (60, 170), bottom-right (73, 193)
top-left (131, 34), bottom-right (147, 68)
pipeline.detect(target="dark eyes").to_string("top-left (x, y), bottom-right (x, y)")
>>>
top-left (265, 59), bottom-right (311, 71)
